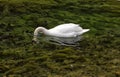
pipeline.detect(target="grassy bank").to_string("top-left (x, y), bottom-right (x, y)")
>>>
top-left (0, 0), bottom-right (120, 77)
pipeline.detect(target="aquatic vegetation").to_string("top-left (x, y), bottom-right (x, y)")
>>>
top-left (0, 0), bottom-right (120, 77)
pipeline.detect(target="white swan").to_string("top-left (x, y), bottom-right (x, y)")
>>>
top-left (33, 23), bottom-right (90, 43)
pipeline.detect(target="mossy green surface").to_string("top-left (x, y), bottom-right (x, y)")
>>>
top-left (0, 0), bottom-right (120, 77)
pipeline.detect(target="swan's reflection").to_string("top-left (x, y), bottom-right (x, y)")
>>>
top-left (39, 35), bottom-right (82, 46)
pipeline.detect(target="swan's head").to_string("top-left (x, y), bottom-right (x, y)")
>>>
top-left (32, 36), bottom-right (39, 43)
top-left (32, 27), bottom-right (46, 43)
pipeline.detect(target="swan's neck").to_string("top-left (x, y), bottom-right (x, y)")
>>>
top-left (33, 27), bottom-right (49, 42)
top-left (34, 27), bottom-right (49, 35)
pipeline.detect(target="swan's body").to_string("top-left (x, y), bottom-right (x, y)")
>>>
top-left (33, 23), bottom-right (90, 43)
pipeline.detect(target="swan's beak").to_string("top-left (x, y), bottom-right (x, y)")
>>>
top-left (32, 38), bottom-right (39, 44)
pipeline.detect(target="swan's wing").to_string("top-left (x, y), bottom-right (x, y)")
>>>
top-left (49, 23), bottom-right (83, 33)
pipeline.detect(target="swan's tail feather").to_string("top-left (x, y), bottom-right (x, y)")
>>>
top-left (82, 29), bottom-right (90, 33)
top-left (78, 29), bottom-right (90, 35)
